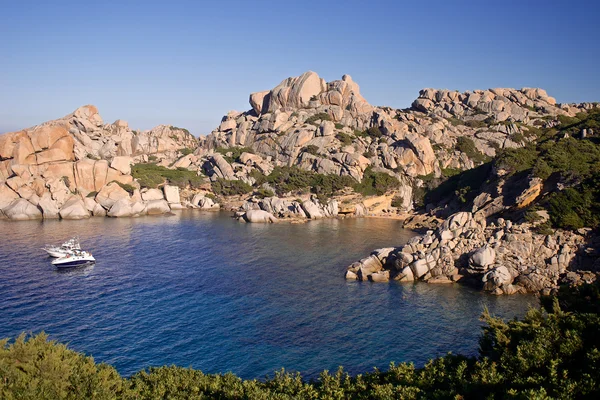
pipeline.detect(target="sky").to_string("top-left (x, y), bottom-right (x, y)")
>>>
top-left (1, 0), bottom-right (599, 136)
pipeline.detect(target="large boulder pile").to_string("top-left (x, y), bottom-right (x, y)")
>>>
top-left (201, 71), bottom-right (599, 210)
top-left (235, 195), bottom-right (350, 221)
top-left (0, 106), bottom-right (203, 220)
top-left (346, 211), bottom-right (591, 295)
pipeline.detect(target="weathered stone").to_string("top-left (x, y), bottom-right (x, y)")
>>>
top-left (3, 198), bottom-right (42, 220)
top-left (163, 185), bottom-right (181, 205)
top-left (244, 209), bottom-right (277, 223)
top-left (59, 197), bottom-right (91, 220)
top-left (96, 182), bottom-right (130, 209)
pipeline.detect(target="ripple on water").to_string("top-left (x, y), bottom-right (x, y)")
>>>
top-left (0, 211), bottom-right (536, 379)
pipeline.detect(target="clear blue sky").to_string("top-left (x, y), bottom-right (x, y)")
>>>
top-left (1, 0), bottom-right (598, 136)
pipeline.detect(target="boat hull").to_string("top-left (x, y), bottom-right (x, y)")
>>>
top-left (44, 249), bottom-right (70, 258)
top-left (53, 259), bottom-right (95, 268)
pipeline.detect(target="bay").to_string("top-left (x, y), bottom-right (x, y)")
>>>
top-left (0, 211), bottom-right (535, 379)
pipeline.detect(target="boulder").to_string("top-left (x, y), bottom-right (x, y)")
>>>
top-left (38, 192), bottom-right (60, 219)
top-left (301, 200), bottom-right (323, 219)
top-left (3, 198), bottom-right (42, 220)
top-left (146, 199), bottom-right (170, 215)
top-left (96, 182), bottom-right (130, 209)
top-left (163, 185), bottom-right (181, 205)
top-left (369, 270), bottom-right (390, 282)
top-left (244, 209), bottom-right (277, 223)
top-left (141, 188), bottom-right (164, 201)
top-left (110, 156), bottom-right (132, 175)
top-left (59, 197), bottom-right (91, 220)
top-left (469, 246), bottom-right (496, 270)
top-left (250, 90), bottom-right (270, 115)
top-left (482, 266), bottom-right (513, 291)
top-left (0, 184), bottom-right (20, 210)
top-left (107, 198), bottom-right (134, 218)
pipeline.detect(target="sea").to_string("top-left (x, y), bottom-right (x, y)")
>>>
top-left (0, 211), bottom-right (535, 379)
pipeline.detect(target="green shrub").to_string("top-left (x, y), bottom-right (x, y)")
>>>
top-left (215, 147), bottom-right (254, 164)
top-left (441, 167), bottom-right (462, 178)
top-left (455, 137), bottom-right (489, 164)
top-left (211, 178), bottom-right (253, 196)
top-left (178, 147), bottom-right (194, 156)
top-left (148, 155), bottom-right (158, 162)
top-left (301, 145), bottom-right (320, 156)
top-left (305, 112), bottom-right (331, 126)
top-left (548, 180), bottom-right (600, 230)
top-left (263, 166), bottom-right (356, 198)
top-left (391, 196), bottom-right (404, 208)
top-left (334, 123), bottom-right (344, 129)
top-left (113, 181), bottom-right (135, 195)
top-left (355, 126), bottom-right (383, 139)
top-left (169, 126), bottom-right (191, 135)
top-left (60, 176), bottom-right (71, 188)
top-left (0, 333), bottom-right (124, 399)
top-left (335, 132), bottom-right (353, 146)
top-left (248, 169), bottom-right (267, 186)
top-left (425, 163), bottom-right (492, 207)
top-left (254, 188), bottom-right (275, 198)
top-left (131, 163), bottom-right (204, 189)
top-left (204, 193), bottom-right (218, 202)
top-left (353, 167), bottom-right (400, 196)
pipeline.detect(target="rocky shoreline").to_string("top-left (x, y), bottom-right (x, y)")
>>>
top-left (345, 211), bottom-right (598, 295)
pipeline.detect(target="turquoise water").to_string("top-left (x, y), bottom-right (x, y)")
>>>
top-left (0, 211), bottom-right (536, 379)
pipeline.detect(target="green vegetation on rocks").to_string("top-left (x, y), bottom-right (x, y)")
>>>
top-left (305, 112), bottom-right (331, 126)
top-left (353, 167), bottom-right (400, 196)
top-left (2, 281), bottom-right (600, 399)
top-left (455, 137), bottom-right (489, 164)
top-left (131, 163), bottom-right (204, 189)
top-left (211, 178), bottom-right (253, 196)
top-left (215, 147), bottom-right (254, 164)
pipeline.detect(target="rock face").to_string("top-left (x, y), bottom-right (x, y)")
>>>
top-left (2, 198), bottom-right (42, 220)
top-left (59, 197), bottom-right (91, 220)
top-left (201, 70), bottom-right (598, 211)
top-left (0, 105), bottom-right (197, 220)
top-left (346, 211), bottom-right (588, 295)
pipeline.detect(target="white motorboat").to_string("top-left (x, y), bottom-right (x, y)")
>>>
top-left (42, 237), bottom-right (81, 258)
top-left (51, 250), bottom-right (95, 268)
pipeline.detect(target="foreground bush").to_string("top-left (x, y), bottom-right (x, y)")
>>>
top-left (3, 280), bottom-right (600, 399)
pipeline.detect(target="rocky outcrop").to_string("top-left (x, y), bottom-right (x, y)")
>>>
top-left (346, 211), bottom-right (590, 295)
top-left (0, 105), bottom-right (200, 220)
top-left (2, 198), bottom-right (42, 220)
top-left (202, 71), bottom-right (600, 213)
top-left (242, 209), bottom-right (278, 223)
top-left (59, 197), bottom-right (91, 220)
top-left (236, 195), bottom-right (346, 221)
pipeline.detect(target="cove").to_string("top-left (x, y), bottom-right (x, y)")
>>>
top-left (0, 211), bottom-right (535, 380)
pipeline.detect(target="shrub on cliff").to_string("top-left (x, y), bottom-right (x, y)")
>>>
top-left (455, 137), bottom-right (489, 164)
top-left (305, 113), bottom-right (331, 126)
top-left (211, 178), bottom-right (253, 196)
top-left (215, 147), bottom-right (254, 164)
top-left (353, 167), bottom-right (400, 196)
top-left (131, 163), bottom-right (204, 189)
